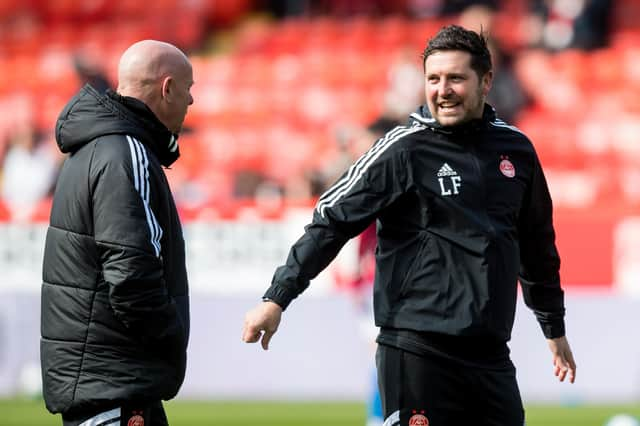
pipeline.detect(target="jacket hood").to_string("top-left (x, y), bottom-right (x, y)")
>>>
top-left (408, 103), bottom-right (497, 135)
top-left (55, 84), bottom-right (180, 167)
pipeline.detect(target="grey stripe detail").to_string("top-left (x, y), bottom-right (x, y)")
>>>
top-left (382, 410), bottom-right (400, 426)
top-left (168, 135), bottom-right (178, 152)
top-left (96, 418), bottom-right (121, 426)
top-left (128, 138), bottom-right (141, 196)
top-left (127, 136), bottom-right (163, 257)
top-left (316, 125), bottom-right (424, 218)
top-left (409, 112), bottom-right (436, 124)
top-left (138, 140), bottom-right (164, 252)
top-left (78, 407), bottom-right (121, 426)
top-left (133, 140), bottom-right (147, 207)
top-left (317, 125), bottom-right (407, 205)
top-left (490, 120), bottom-right (525, 135)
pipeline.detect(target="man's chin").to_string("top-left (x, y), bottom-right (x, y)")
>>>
top-left (437, 116), bottom-right (464, 127)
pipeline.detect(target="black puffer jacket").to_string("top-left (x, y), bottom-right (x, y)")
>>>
top-left (41, 84), bottom-right (190, 417)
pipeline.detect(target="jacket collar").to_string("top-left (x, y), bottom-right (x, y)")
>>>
top-left (409, 103), bottom-right (496, 135)
top-left (105, 89), bottom-right (180, 167)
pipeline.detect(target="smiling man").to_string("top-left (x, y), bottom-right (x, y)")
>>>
top-left (425, 50), bottom-right (491, 127)
top-left (243, 25), bottom-right (576, 426)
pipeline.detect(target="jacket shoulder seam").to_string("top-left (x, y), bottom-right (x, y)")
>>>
top-left (48, 224), bottom-right (94, 238)
top-left (95, 238), bottom-right (157, 256)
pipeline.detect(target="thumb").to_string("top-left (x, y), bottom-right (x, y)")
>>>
top-left (261, 329), bottom-right (275, 351)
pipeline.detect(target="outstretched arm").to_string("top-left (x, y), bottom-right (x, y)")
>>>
top-left (242, 301), bottom-right (283, 350)
top-left (243, 129), bottom-right (415, 350)
top-left (547, 336), bottom-right (577, 383)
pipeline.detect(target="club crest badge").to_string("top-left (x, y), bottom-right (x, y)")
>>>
top-left (127, 412), bottom-right (145, 426)
top-left (499, 155), bottom-right (515, 178)
top-left (409, 410), bottom-right (429, 426)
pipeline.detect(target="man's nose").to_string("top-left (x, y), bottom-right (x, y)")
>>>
top-left (438, 81), bottom-right (452, 97)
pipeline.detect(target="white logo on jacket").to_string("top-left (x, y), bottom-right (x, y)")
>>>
top-left (437, 163), bottom-right (461, 196)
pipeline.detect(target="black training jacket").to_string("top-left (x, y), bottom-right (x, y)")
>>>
top-left (265, 104), bottom-right (565, 346)
top-left (41, 85), bottom-right (190, 417)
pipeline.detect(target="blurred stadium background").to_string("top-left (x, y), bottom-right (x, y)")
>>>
top-left (0, 0), bottom-right (639, 424)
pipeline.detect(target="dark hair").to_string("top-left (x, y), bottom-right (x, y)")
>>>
top-left (422, 25), bottom-right (492, 78)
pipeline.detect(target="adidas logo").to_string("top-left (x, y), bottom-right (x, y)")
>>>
top-left (437, 163), bottom-right (462, 196)
top-left (437, 163), bottom-right (458, 177)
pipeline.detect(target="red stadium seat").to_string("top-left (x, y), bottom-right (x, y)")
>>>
top-left (204, 0), bottom-right (253, 26)
top-left (0, 0), bottom-right (24, 19)
top-left (588, 48), bottom-right (622, 90)
top-left (612, 0), bottom-right (640, 30)
top-left (29, 197), bottom-right (53, 223)
top-left (0, 199), bottom-right (11, 222)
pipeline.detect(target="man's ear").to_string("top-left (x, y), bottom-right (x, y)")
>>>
top-left (482, 70), bottom-right (493, 97)
top-left (161, 76), bottom-right (173, 102)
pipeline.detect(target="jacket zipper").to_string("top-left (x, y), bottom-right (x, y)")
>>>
top-left (468, 142), bottom-right (496, 239)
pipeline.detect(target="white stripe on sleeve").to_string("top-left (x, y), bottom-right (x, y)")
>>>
top-left (317, 125), bottom-right (406, 205)
top-left (138, 139), bottom-right (164, 252)
top-left (316, 125), bottom-right (424, 218)
top-left (127, 136), bottom-right (163, 257)
top-left (490, 119), bottom-right (525, 135)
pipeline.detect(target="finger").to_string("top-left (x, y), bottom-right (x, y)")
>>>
top-left (555, 358), bottom-right (569, 382)
top-left (558, 367), bottom-right (567, 382)
top-left (242, 331), bottom-right (259, 343)
top-left (566, 353), bottom-right (577, 383)
top-left (261, 330), bottom-right (274, 351)
top-left (567, 351), bottom-right (577, 370)
top-left (242, 326), bottom-right (261, 343)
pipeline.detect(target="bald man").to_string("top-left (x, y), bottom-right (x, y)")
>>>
top-left (41, 40), bottom-right (193, 426)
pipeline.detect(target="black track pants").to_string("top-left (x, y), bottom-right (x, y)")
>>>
top-left (62, 401), bottom-right (168, 426)
top-left (376, 344), bottom-right (525, 426)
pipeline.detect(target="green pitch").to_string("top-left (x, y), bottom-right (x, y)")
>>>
top-left (2, 398), bottom-right (639, 426)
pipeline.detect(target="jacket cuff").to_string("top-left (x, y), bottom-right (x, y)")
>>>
top-left (263, 284), bottom-right (297, 311)
top-left (539, 320), bottom-right (566, 339)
